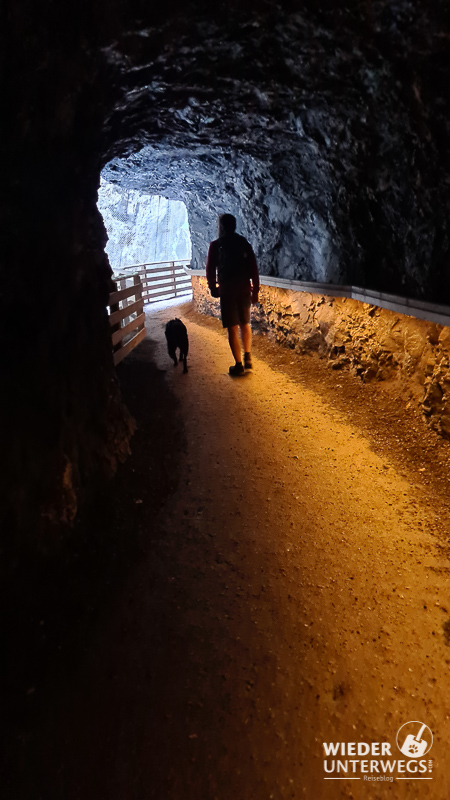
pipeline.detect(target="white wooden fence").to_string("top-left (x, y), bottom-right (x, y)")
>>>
top-left (114, 260), bottom-right (192, 304)
top-left (108, 260), bottom-right (193, 365)
top-left (108, 273), bottom-right (146, 366)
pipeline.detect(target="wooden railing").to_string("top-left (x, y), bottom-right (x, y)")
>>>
top-left (114, 260), bottom-right (192, 304)
top-left (108, 273), bottom-right (146, 366)
top-left (108, 261), bottom-right (192, 366)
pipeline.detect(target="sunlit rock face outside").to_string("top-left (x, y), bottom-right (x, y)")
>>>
top-left (98, 181), bottom-right (191, 272)
top-left (4, 0), bottom-right (450, 535)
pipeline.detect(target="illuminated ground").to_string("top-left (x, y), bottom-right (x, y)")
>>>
top-left (5, 301), bottom-right (450, 798)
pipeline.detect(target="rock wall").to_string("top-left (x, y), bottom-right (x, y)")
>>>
top-left (2, 4), bottom-right (133, 545)
top-left (101, 0), bottom-right (450, 303)
top-left (1, 168), bottom-right (135, 545)
top-left (193, 276), bottom-right (450, 439)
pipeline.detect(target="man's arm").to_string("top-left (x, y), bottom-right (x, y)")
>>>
top-left (206, 242), bottom-right (220, 297)
top-left (249, 246), bottom-right (259, 304)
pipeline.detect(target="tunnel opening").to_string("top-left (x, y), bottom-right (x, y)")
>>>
top-left (98, 179), bottom-right (192, 272)
top-left (101, 144), bottom-right (342, 285)
top-left (98, 177), bottom-right (193, 306)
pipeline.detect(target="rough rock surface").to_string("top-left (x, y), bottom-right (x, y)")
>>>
top-left (101, 1), bottom-right (450, 301)
top-left (3, 0), bottom-right (450, 535)
top-left (193, 276), bottom-right (450, 438)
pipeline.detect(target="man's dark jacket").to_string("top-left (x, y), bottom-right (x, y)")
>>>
top-left (206, 232), bottom-right (259, 301)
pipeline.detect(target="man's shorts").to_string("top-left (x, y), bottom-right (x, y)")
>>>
top-left (220, 286), bottom-right (251, 328)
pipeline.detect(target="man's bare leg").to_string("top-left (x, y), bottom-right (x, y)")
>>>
top-left (240, 323), bottom-right (252, 368)
top-left (228, 325), bottom-right (242, 363)
top-left (240, 323), bottom-right (252, 354)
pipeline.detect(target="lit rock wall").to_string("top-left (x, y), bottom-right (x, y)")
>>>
top-left (192, 276), bottom-right (450, 439)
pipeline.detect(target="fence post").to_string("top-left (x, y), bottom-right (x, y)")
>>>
top-left (110, 278), bottom-right (122, 359)
top-left (134, 274), bottom-right (144, 329)
top-left (172, 262), bottom-right (177, 297)
top-left (108, 273), bottom-right (146, 365)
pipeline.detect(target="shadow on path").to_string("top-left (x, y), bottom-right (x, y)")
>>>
top-left (1, 336), bottom-right (184, 799)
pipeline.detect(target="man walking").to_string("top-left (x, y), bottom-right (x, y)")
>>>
top-left (206, 213), bottom-right (260, 376)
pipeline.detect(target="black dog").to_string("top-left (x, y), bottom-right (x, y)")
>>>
top-left (165, 318), bottom-right (189, 373)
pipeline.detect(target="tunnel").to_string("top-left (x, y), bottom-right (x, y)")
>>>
top-left (4, 0), bottom-right (450, 534)
top-left (3, 0), bottom-right (450, 796)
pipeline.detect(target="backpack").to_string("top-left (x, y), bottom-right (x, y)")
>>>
top-left (217, 233), bottom-right (251, 284)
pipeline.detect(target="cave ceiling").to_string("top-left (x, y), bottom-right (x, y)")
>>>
top-left (99, 1), bottom-right (450, 298)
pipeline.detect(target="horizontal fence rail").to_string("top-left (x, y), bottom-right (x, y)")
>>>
top-left (108, 273), bottom-right (146, 366)
top-left (184, 267), bottom-right (450, 328)
top-left (115, 260), bottom-right (192, 305)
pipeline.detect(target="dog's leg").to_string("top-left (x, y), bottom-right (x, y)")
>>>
top-left (168, 346), bottom-right (178, 366)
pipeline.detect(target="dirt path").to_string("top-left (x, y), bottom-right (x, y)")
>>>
top-left (140, 303), bottom-right (450, 799)
top-left (11, 301), bottom-right (450, 799)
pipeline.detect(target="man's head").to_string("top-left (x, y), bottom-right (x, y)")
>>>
top-left (218, 213), bottom-right (236, 236)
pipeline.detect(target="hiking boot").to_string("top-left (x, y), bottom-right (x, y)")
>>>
top-left (244, 352), bottom-right (253, 370)
top-left (229, 362), bottom-right (245, 377)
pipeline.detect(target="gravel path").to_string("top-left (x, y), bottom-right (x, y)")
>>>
top-left (140, 302), bottom-right (450, 799)
top-left (7, 301), bottom-right (450, 799)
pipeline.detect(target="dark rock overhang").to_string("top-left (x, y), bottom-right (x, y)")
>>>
top-left (97, 0), bottom-right (450, 300)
